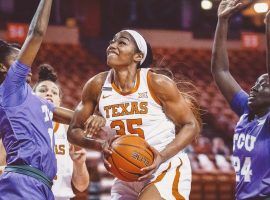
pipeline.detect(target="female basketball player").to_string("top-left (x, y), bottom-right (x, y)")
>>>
top-left (211, 1), bottom-right (270, 199)
top-left (34, 64), bottom-right (90, 199)
top-left (0, 1), bottom-right (73, 199)
top-left (68, 29), bottom-right (201, 199)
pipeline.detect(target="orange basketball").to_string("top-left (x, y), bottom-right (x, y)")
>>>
top-left (107, 135), bottom-right (154, 182)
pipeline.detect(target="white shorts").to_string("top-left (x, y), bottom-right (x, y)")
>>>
top-left (111, 152), bottom-right (191, 200)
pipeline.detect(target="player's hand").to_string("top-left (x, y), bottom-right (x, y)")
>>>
top-left (84, 115), bottom-right (106, 137)
top-left (69, 144), bottom-right (87, 165)
top-left (102, 135), bottom-right (121, 174)
top-left (218, 0), bottom-right (243, 20)
top-left (138, 146), bottom-right (163, 181)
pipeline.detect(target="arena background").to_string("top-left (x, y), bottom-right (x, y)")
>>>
top-left (0, 0), bottom-right (268, 199)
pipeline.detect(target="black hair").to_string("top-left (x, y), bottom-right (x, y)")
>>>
top-left (0, 40), bottom-right (20, 83)
top-left (37, 63), bottom-right (58, 82)
top-left (139, 42), bottom-right (153, 69)
top-left (33, 64), bottom-right (62, 97)
top-left (0, 40), bottom-right (18, 64)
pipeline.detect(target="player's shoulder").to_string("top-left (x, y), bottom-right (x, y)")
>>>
top-left (148, 69), bottom-right (175, 90)
top-left (85, 71), bottom-right (109, 87)
top-left (82, 71), bottom-right (109, 100)
top-left (83, 71), bottom-right (109, 91)
top-left (147, 69), bottom-right (179, 102)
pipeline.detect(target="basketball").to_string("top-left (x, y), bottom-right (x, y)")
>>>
top-left (107, 135), bottom-right (154, 182)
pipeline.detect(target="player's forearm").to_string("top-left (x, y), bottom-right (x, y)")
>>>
top-left (67, 127), bottom-right (104, 151)
top-left (18, 0), bottom-right (53, 67)
top-left (211, 18), bottom-right (230, 75)
top-left (28, 0), bottom-right (52, 38)
top-left (72, 162), bottom-right (89, 192)
top-left (53, 107), bottom-right (74, 125)
top-left (160, 120), bottom-right (200, 163)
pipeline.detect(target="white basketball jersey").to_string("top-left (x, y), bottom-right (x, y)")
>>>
top-left (99, 68), bottom-right (175, 152)
top-left (52, 122), bottom-right (75, 200)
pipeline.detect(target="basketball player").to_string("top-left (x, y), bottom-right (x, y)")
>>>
top-left (34, 64), bottom-right (90, 199)
top-left (211, 1), bottom-right (270, 199)
top-left (0, 0), bottom-right (74, 199)
top-left (68, 29), bottom-right (201, 199)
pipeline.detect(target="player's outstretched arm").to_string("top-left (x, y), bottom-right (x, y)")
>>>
top-left (18, 0), bottom-right (52, 67)
top-left (211, 0), bottom-right (243, 103)
top-left (266, 10), bottom-right (270, 79)
top-left (53, 107), bottom-right (74, 125)
top-left (55, 106), bottom-right (105, 133)
top-left (67, 73), bottom-right (107, 150)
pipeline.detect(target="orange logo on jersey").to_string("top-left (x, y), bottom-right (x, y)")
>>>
top-left (103, 101), bottom-right (148, 118)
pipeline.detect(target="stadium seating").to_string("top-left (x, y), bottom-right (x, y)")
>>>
top-left (33, 43), bottom-right (106, 109)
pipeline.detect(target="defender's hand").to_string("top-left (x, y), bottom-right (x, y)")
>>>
top-left (218, 0), bottom-right (243, 20)
top-left (69, 145), bottom-right (87, 165)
